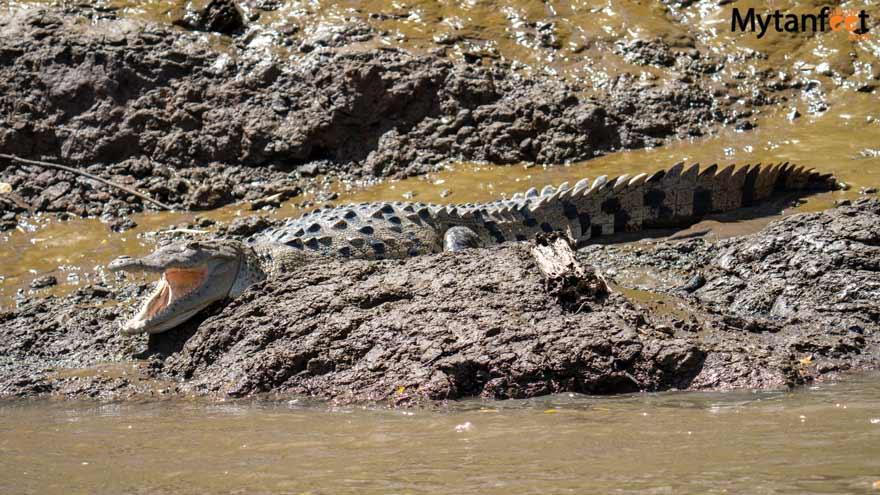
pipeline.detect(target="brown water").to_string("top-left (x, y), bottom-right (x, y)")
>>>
top-left (2, 377), bottom-right (880, 494)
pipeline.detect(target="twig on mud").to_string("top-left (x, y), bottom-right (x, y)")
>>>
top-left (530, 232), bottom-right (609, 311)
top-left (0, 153), bottom-right (173, 211)
top-left (154, 228), bottom-right (210, 236)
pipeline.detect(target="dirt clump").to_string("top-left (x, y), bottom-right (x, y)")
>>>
top-left (173, 0), bottom-right (245, 35)
top-left (2, 200), bottom-right (878, 404)
top-left (0, 7), bottom-right (738, 224)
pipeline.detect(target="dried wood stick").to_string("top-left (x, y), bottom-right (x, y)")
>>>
top-left (0, 153), bottom-right (173, 211)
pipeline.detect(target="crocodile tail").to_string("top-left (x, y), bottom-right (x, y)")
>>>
top-left (639, 162), bottom-right (835, 229)
top-left (523, 162), bottom-right (836, 242)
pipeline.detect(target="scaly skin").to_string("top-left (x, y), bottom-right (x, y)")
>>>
top-left (110, 162), bottom-right (836, 334)
top-left (251, 161), bottom-right (834, 259)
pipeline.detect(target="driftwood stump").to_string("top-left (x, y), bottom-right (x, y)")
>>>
top-left (530, 232), bottom-right (609, 311)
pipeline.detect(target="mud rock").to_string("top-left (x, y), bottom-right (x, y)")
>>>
top-left (0, 286), bottom-right (132, 398)
top-left (2, 201), bottom-right (880, 402)
top-left (0, 8), bottom-right (734, 222)
top-left (363, 74), bottom-right (723, 176)
top-left (0, 283), bottom-right (210, 399)
top-left (616, 38), bottom-right (676, 67)
top-left (699, 200), bottom-right (880, 322)
top-left (186, 182), bottom-right (234, 210)
top-left (108, 217), bottom-right (137, 232)
top-left (160, 245), bottom-right (704, 402)
top-left (29, 275), bottom-right (57, 289)
top-left (174, 0), bottom-right (245, 35)
top-left (249, 186), bottom-right (301, 210)
top-left (582, 198), bottom-right (880, 388)
top-left (220, 215), bottom-right (282, 238)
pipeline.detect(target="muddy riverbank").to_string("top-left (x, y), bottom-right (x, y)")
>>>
top-left (0, 0), bottom-right (878, 403)
top-left (0, 0), bottom-right (831, 226)
top-left (2, 198), bottom-right (878, 403)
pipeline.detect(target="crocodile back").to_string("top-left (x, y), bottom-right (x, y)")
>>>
top-left (250, 162), bottom-right (835, 259)
top-left (250, 202), bottom-right (444, 260)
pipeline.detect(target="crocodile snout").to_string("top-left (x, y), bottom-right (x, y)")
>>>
top-left (108, 255), bottom-right (166, 273)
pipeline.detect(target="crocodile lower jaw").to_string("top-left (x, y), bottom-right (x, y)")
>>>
top-left (122, 267), bottom-right (208, 334)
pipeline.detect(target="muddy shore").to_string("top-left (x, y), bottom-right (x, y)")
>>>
top-left (1, 2), bottom-right (878, 404)
top-left (0, 4), bottom-right (761, 226)
top-left (2, 199), bottom-right (877, 404)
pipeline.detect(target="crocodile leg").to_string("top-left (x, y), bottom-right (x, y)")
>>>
top-left (443, 226), bottom-right (482, 252)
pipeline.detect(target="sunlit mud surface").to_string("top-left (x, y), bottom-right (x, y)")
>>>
top-left (2, 376), bottom-right (880, 494)
top-left (1, 2), bottom-right (879, 490)
top-left (1, 0), bottom-right (878, 306)
top-left (0, 1), bottom-right (876, 309)
top-left (4, 0), bottom-right (878, 84)
top-left (1, 93), bottom-right (873, 306)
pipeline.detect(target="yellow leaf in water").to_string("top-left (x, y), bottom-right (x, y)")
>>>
top-left (0, 182), bottom-right (11, 194)
top-left (799, 355), bottom-right (813, 365)
top-left (396, 386), bottom-right (406, 394)
top-left (543, 409), bottom-right (558, 414)
top-left (873, 480), bottom-right (880, 490)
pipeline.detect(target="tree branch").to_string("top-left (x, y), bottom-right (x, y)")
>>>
top-left (0, 153), bottom-right (173, 211)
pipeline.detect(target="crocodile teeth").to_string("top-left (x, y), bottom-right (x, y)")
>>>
top-left (557, 181), bottom-right (570, 191)
top-left (525, 187), bottom-right (538, 198)
top-left (511, 192), bottom-right (524, 200)
top-left (591, 175), bottom-right (608, 190)
top-left (540, 185), bottom-right (555, 196)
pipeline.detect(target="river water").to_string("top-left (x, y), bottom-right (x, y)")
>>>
top-left (2, 376), bottom-right (880, 494)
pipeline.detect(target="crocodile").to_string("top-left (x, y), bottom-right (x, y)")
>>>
top-left (109, 162), bottom-right (835, 334)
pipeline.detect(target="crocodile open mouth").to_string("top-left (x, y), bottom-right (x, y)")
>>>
top-left (123, 267), bottom-right (208, 333)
